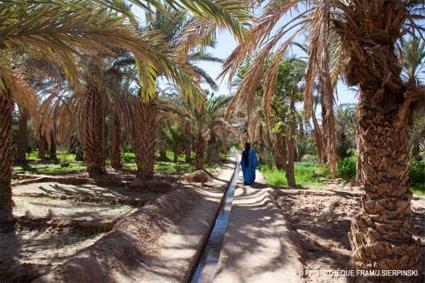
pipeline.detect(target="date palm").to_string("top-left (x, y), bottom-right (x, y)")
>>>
top-left (176, 94), bottom-right (231, 170)
top-left (0, 0), bottom-right (186, 226)
top-left (130, 6), bottom-right (246, 183)
top-left (222, 0), bottom-right (424, 280)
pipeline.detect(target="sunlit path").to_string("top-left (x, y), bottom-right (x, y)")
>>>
top-left (213, 171), bottom-right (303, 283)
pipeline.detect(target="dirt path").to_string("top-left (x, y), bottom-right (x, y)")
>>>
top-left (214, 171), bottom-right (304, 283)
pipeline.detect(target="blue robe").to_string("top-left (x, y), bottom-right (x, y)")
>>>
top-left (241, 148), bottom-right (258, 185)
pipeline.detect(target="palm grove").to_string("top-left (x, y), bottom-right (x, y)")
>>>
top-left (0, 0), bottom-right (424, 282)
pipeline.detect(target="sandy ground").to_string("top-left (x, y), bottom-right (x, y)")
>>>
top-left (1, 161), bottom-right (235, 283)
top-left (214, 172), bottom-right (304, 283)
top-left (33, 162), bottom-right (236, 283)
top-left (275, 185), bottom-right (425, 283)
top-left (1, 181), bottom-right (147, 282)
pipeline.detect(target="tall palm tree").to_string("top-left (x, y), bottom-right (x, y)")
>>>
top-left (222, 0), bottom-right (424, 280)
top-left (270, 58), bottom-right (304, 188)
top-left (130, 7), bottom-right (242, 183)
top-left (0, 0), bottom-right (185, 226)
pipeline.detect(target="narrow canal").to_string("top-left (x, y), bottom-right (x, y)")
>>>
top-left (190, 157), bottom-right (240, 283)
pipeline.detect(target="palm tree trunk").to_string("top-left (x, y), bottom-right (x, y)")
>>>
top-left (320, 53), bottom-right (337, 178)
top-left (173, 148), bottom-right (181, 163)
top-left (75, 146), bottom-right (84, 161)
top-left (49, 130), bottom-right (57, 162)
top-left (82, 87), bottom-right (105, 176)
top-left (273, 133), bottom-right (296, 187)
top-left (350, 94), bottom-right (421, 281)
top-left (110, 112), bottom-right (122, 170)
top-left (311, 109), bottom-right (326, 165)
top-left (286, 93), bottom-right (297, 188)
top-left (183, 121), bottom-right (192, 163)
top-left (16, 108), bottom-right (29, 163)
top-left (220, 131), bottom-right (228, 157)
top-left (133, 99), bottom-right (157, 182)
top-left (194, 134), bottom-right (205, 170)
top-left (334, 2), bottom-right (422, 279)
top-left (0, 89), bottom-right (15, 226)
top-left (285, 137), bottom-right (296, 188)
top-left (273, 133), bottom-right (286, 170)
top-left (355, 111), bottom-right (363, 185)
top-left (207, 132), bottom-right (218, 163)
top-left (158, 146), bottom-right (168, 161)
top-left (38, 132), bottom-right (48, 160)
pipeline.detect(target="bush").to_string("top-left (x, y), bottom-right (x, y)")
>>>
top-left (123, 152), bottom-right (135, 163)
top-left (410, 160), bottom-right (425, 188)
top-left (337, 156), bottom-right (356, 181)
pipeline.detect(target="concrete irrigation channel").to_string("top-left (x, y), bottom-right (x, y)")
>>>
top-left (190, 157), bottom-right (241, 283)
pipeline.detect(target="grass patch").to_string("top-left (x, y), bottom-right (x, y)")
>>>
top-left (15, 150), bottom-right (223, 176)
top-left (155, 161), bottom-right (194, 174)
top-left (412, 185), bottom-right (425, 196)
top-left (261, 161), bottom-right (328, 189)
top-left (123, 161), bottom-right (194, 174)
top-left (122, 160), bottom-right (221, 174)
top-left (13, 161), bottom-right (86, 175)
top-left (13, 152), bottom-right (86, 175)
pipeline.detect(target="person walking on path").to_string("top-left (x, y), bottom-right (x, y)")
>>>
top-left (241, 142), bottom-right (258, 185)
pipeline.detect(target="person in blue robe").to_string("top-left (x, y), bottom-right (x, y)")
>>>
top-left (241, 143), bottom-right (258, 185)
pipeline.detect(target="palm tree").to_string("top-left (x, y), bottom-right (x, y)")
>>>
top-left (161, 124), bottom-right (186, 162)
top-left (222, 0), bottom-right (424, 279)
top-left (270, 58), bottom-right (304, 188)
top-left (176, 94), bottom-right (231, 170)
top-left (110, 110), bottom-right (123, 169)
top-left (130, 8), bottom-right (240, 183)
top-left (0, 0), bottom-right (185, 226)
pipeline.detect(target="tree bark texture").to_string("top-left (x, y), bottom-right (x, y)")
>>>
top-left (273, 132), bottom-right (296, 188)
top-left (183, 121), bottom-right (192, 163)
top-left (82, 87), bottom-right (106, 176)
top-left (312, 109), bottom-right (326, 165)
top-left (334, 2), bottom-right (422, 281)
top-left (49, 130), bottom-right (57, 161)
top-left (16, 109), bottom-right (28, 163)
top-left (194, 133), bottom-right (205, 170)
top-left (38, 132), bottom-right (48, 160)
top-left (110, 112), bottom-right (122, 170)
top-left (273, 133), bottom-right (286, 170)
top-left (320, 54), bottom-right (337, 178)
top-left (349, 93), bottom-right (421, 282)
top-left (133, 99), bottom-right (157, 182)
top-left (0, 89), bottom-right (15, 225)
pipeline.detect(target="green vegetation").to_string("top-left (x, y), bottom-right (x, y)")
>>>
top-left (410, 160), bottom-right (425, 195)
top-left (261, 162), bottom-right (328, 189)
top-left (261, 158), bottom-right (425, 196)
top-left (123, 161), bottom-right (194, 174)
top-left (336, 155), bottom-right (357, 180)
top-left (13, 152), bottom-right (86, 175)
top-left (13, 149), bottom-right (223, 177)
top-left (13, 162), bottom-right (86, 175)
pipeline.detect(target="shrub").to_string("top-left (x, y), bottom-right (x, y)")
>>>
top-left (123, 152), bottom-right (135, 163)
top-left (410, 160), bottom-right (425, 188)
top-left (337, 156), bottom-right (356, 181)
